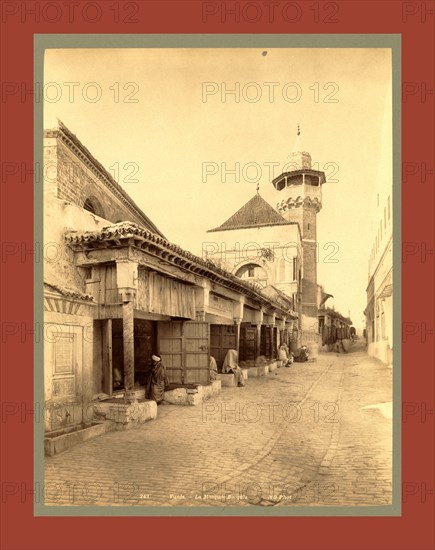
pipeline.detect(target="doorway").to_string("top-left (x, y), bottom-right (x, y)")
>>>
top-left (107, 318), bottom-right (156, 393)
top-left (210, 324), bottom-right (236, 371)
top-left (239, 324), bottom-right (257, 363)
top-left (158, 321), bottom-right (210, 385)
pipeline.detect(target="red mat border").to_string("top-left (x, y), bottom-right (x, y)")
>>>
top-left (1, 1), bottom-right (434, 549)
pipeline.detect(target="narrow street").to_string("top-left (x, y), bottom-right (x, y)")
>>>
top-left (44, 343), bottom-right (392, 508)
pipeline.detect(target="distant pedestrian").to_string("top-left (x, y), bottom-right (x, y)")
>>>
top-left (222, 349), bottom-right (245, 387)
top-left (146, 355), bottom-right (169, 404)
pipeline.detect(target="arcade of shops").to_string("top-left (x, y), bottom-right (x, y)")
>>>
top-left (63, 222), bottom-right (299, 397)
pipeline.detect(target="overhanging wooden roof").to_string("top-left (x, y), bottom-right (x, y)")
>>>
top-left (65, 222), bottom-right (298, 318)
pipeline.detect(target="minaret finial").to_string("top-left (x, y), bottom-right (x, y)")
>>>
top-left (297, 124), bottom-right (300, 136)
top-left (256, 182), bottom-right (260, 194)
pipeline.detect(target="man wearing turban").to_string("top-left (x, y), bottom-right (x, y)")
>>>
top-left (146, 355), bottom-right (169, 404)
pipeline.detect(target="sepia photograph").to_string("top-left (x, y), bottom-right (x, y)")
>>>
top-left (40, 43), bottom-right (394, 511)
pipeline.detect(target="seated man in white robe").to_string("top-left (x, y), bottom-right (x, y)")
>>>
top-left (209, 356), bottom-right (218, 381)
top-left (222, 349), bottom-right (245, 387)
top-left (278, 344), bottom-right (294, 367)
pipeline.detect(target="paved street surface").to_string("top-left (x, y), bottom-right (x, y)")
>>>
top-left (44, 343), bottom-right (392, 508)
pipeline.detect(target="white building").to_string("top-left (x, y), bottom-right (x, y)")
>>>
top-left (206, 132), bottom-right (328, 354)
top-left (365, 190), bottom-right (393, 365)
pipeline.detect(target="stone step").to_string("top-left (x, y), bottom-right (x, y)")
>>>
top-left (247, 364), bottom-right (269, 377)
top-left (93, 399), bottom-right (157, 429)
top-left (164, 380), bottom-right (221, 405)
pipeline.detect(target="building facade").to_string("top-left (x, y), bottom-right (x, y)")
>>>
top-left (365, 191), bottom-right (393, 365)
top-left (318, 308), bottom-right (353, 348)
top-left (43, 122), bottom-right (298, 438)
top-left (205, 192), bottom-right (302, 352)
top-left (316, 285), bottom-right (352, 349)
top-left (206, 134), bottom-right (327, 354)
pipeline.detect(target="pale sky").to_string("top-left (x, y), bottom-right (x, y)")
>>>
top-left (44, 48), bottom-right (392, 329)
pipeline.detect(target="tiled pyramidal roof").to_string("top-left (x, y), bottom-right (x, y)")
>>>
top-left (208, 194), bottom-right (289, 232)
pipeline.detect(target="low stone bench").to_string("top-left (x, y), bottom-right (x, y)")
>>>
top-left (216, 373), bottom-right (236, 387)
top-left (247, 365), bottom-right (269, 377)
top-left (258, 364), bottom-right (269, 376)
top-left (164, 380), bottom-right (222, 405)
top-left (94, 399), bottom-right (158, 430)
top-left (217, 370), bottom-right (248, 387)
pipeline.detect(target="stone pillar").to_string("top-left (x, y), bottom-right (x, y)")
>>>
top-left (270, 314), bottom-right (277, 359)
top-left (195, 284), bottom-right (210, 321)
top-left (232, 298), bottom-right (244, 358)
top-left (234, 319), bottom-right (242, 356)
top-left (116, 260), bottom-right (138, 394)
top-left (196, 310), bottom-right (206, 321)
top-left (101, 319), bottom-right (113, 395)
top-left (269, 326), bottom-right (274, 359)
top-left (122, 301), bottom-right (135, 391)
top-left (277, 316), bottom-right (287, 348)
top-left (253, 310), bottom-right (263, 360)
top-left (256, 324), bottom-right (262, 359)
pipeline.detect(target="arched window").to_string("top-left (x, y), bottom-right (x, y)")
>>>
top-left (83, 199), bottom-right (96, 214)
top-left (235, 263), bottom-right (268, 287)
top-left (83, 196), bottom-right (105, 218)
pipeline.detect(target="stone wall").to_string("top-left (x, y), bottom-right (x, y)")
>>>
top-left (43, 308), bottom-right (101, 433)
top-left (44, 194), bottom-right (107, 295)
top-left (204, 223), bottom-right (301, 295)
top-left (368, 340), bottom-right (393, 366)
top-left (44, 132), bottom-right (162, 233)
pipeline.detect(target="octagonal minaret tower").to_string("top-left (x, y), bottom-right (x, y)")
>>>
top-left (272, 127), bottom-right (326, 352)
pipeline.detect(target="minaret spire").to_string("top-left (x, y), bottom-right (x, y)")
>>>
top-left (293, 124), bottom-right (302, 155)
top-left (289, 123), bottom-right (312, 169)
